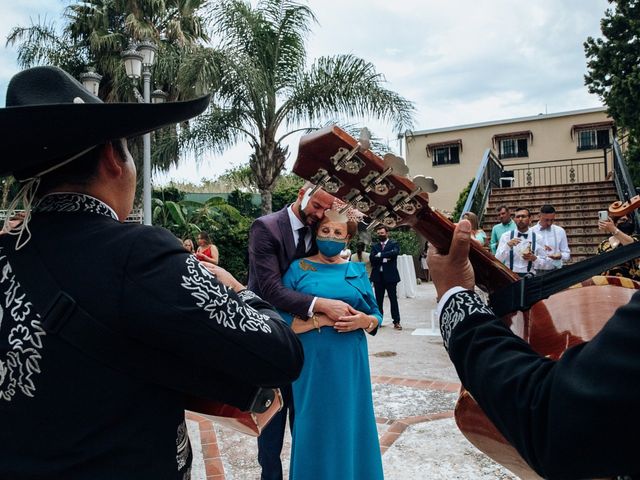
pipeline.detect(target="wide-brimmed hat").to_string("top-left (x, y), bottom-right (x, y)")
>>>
top-left (1, 66), bottom-right (210, 180)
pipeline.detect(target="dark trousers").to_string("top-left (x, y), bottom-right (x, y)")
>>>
top-left (257, 385), bottom-right (294, 480)
top-left (374, 281), bottom-right (401, 324)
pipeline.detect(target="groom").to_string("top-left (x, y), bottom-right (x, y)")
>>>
top-left (248, 183), bottom-right (352, 479)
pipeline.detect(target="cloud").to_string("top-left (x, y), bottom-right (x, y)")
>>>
top-left (0, 0), bottom-right (611, 183)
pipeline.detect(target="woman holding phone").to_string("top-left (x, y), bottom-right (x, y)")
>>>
top-left (597, 212), bottom-right (640, 280)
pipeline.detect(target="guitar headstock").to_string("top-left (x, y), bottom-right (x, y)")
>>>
top-left (293, 125), bottom-right (439, 232)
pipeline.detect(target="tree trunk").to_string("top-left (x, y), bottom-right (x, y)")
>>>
top-left (259, 188), bottom-right (273, 216)
top-left (252, 137), bottom-right (288, 216)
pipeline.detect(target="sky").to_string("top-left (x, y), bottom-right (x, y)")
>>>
top-left (0, 0), bottom-right (611, 185)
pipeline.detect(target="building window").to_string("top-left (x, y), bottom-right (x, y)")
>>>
top-left (499, 137), bottom-right (528, 159)
top-left (576, 128), bottom-right (611, 151)
top-left (432, 145), bottom-right (460, 166)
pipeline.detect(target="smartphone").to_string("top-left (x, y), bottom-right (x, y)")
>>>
top-left (598, 210), bottom-right (609, 222)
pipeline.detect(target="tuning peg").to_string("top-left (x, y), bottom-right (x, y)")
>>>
top-left (382, 153), bottom-right (409, 177)
top-left (358, 127), bottom-right (371, 151)
top-left (413, 175), bottom-right (438, 193)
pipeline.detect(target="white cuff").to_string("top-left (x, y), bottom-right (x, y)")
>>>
top-left (435, 286), bottom-right (468, 319)
top-left (307, 297), bottom-right (318, 318)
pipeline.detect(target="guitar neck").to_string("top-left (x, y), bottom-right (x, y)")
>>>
top-left (293, 125), bottom-right (518, 294)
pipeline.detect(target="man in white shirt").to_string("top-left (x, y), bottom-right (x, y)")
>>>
top-left (495, 207), bottom-right (545, 277)
top-left (531, 204), bottom-right (571, 274)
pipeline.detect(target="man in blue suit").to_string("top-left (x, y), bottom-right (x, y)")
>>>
top-left (370, 225), bottom-right (402, 330)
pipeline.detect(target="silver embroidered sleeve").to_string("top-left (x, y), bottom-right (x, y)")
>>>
top-left (440, 290), bottom-right (494, 351)
top-left (237, 289), bottom-right (259, 302)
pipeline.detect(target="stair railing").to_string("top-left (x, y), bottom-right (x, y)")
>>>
top-left (461, 148), bottom-right (504, 224)
top-left (610, 137), bottom-right (640, 228)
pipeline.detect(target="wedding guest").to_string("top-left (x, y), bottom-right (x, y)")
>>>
top-left (420, 242), bottom-right (430, 282)
top-left (490, 205), bottom-right (516, 254)
top-left (531, 204), bottom-right (571, 274)
top-left (370, 225), bottom-right (402, 330)
top-left (196, 231), bottom-right (219, 265)
top-left (350, 241), bottom-right (372, 276)
top-left (281, 206), bottom-right (383, 480)
top-left (495, 207), bottom-right (545, 277)
top-left (462, 211), bottom-right (487, 247)
top-left (597, 213), bottom-right (640, 281)
top-left (182, 238), bottom-right (195, 253)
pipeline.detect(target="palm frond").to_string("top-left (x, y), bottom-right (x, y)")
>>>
top-left (284, 54), bottom-right (415, 133)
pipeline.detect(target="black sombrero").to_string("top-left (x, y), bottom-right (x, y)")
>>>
top-left (1, 66), bottom-right (210, 180)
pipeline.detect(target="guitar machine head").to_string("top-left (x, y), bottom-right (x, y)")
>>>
top-left (294, 125), bottom-right (438, 232)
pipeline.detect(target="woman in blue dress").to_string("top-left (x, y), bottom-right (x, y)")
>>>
top-left (280, 208), bottom-right (384, 480)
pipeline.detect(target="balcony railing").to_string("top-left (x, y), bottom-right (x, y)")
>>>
top-left (508, 155), bottom-right (606, 187)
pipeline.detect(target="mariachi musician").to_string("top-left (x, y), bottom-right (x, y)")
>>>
top-left (0, 66), bottom-right (303, 479)
top-left (429, 218), bottom-right (640, 479)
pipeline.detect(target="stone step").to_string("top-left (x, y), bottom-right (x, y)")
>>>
top-left (492, 181), bottom-right (614, 194)
top-left (482, 181), bottom-right (618, 265)
top-left (483, 207), bottom-right (615, 227)
top-left (487, 191), bottom-right (618, 206)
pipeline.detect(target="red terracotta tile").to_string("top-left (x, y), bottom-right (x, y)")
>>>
top-left (403, 415), bottom-right (431, 425)
top-left (387, 422), bottom-right (408, 434)
top-left (443, 382), bottom-right (462, 392)
top-left (199, 430), bottom-right (218, 446)
top-left (202, 442), bottom-right (221, 459)
top-left (380, 433), bottom-right (402, 449)
top-left (204, 458), bottom-right (225, 476)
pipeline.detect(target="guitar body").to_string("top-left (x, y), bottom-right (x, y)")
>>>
top-left (457, 277), bottom-right (640, 479)
top-left (293, 125), bottom-right (639, 478)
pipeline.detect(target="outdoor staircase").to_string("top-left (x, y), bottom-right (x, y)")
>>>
top-left (481, 181), bottom-right (618, 264)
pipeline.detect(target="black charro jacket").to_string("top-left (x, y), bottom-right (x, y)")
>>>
top-left (0, 193), bottom-right (303, 480)
top-left (442, 288), bottom-right (640, 479)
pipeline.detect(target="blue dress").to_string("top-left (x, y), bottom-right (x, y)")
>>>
top-left (281, 259), bottom-right (384, 480)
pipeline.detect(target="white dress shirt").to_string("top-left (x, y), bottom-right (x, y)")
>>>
top-left (531, 223), bottom-right (570, 270)
top-left (495, 228), bottom-right (545, 274)
top-left (287, 205), bottom-right (311, 251)
top-left (286, 205), bottom-right (316, 315)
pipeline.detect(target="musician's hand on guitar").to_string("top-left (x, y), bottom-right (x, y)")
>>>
top-left (427, 219), bottom-right (475, 300)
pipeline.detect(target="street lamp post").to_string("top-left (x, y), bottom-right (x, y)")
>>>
top-left (79, 69), bottom-right (102, 96)
top-left (122, 41), bottom-right (159, 226)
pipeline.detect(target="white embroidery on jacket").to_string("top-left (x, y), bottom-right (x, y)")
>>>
top-left (176, 419), bottom-right (191, 474)
top-left (440, 290), bottom-right (493, 351)
top-left (0, 248), bottom-right (46, 401)
top-left (181, 256), bottom-right (272, 333)
top-left (34, 193), bottom-right (118, 220)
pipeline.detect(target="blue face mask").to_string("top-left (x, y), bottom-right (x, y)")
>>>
top-left (316, 237), bottom-right (347, 258)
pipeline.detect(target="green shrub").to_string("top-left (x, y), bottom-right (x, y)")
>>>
top-left (452, 178), bottom-right (474, 222)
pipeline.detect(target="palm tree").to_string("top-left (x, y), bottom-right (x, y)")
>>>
top-left (6, 0), bottom-right (215, 172)
top-left (186, 0), bottom-right (415, 214)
